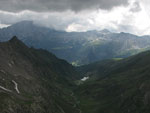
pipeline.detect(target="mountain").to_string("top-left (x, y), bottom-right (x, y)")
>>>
top-left (0, 36), bottom-right (80, 113)
top-left (1, 36), bottom-right (150, 113)
top-left (76, 51), bottom-right (150, 113)
top-left (1, 21), bottom-right (150, 65)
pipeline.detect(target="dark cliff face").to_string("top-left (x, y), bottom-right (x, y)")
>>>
top-left (0, 36), bottom-right (80, 113)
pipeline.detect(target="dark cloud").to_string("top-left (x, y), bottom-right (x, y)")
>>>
top-left (0, 0), bottom-right (128, 12)
top-left (0, 11), bottom-right (81, 30)
top-left (130, 1), bottom-right (141, 12)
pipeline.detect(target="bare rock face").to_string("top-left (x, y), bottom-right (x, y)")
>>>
top-left (0, 37), bottom-right (79, 113)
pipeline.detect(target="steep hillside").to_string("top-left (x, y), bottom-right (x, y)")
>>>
top-left (0, 36), bottom-right (80, 113)
top-left (1, 21), bottom-right (150, 65)
top-left (1, 36), bottom-right (150, 113)
top-left (76, 51), bottom-right (150, 113)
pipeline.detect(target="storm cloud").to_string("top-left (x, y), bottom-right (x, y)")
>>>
top-left (0, 0), bottom-right (128, 12)
top-left (0, 0), bottom-right (150, 36)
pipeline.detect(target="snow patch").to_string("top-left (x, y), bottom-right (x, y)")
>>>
top-left (0, 86), bottom-right (12, 92)
top-left (81, 76), bottom-right (89, 81)
top-left (12, 80), bottom-right (20, 94)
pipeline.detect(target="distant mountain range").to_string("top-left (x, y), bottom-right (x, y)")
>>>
top-left (1, 21), bottom-right (150, 65)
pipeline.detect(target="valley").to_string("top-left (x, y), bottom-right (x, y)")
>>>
top-left (1, 36), bottom-right (150, 113)
top-left (1, 0), bottom-right (150, 112)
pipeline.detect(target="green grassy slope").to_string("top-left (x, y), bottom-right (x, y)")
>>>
top-left (76, 51), bottom-right (150, 113)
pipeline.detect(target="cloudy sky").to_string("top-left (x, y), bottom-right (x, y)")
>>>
top-left (0, 0), bottom-right (150, 35)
